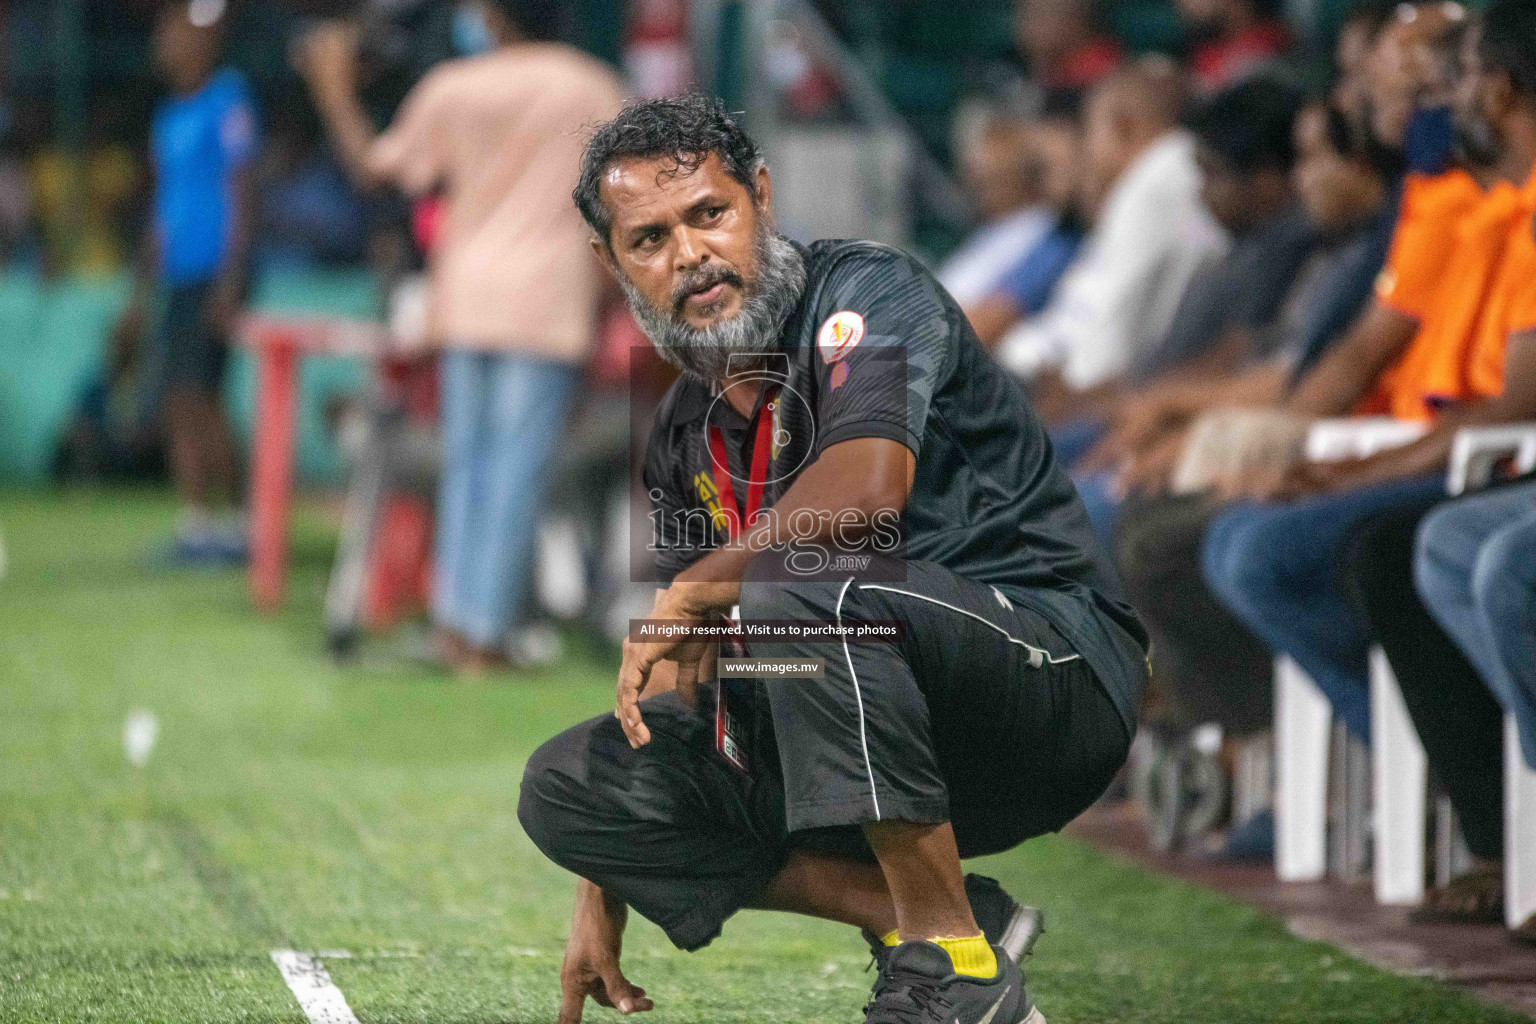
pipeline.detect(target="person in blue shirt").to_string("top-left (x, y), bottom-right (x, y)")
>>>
top-left (115, 0), bottom-right (257, 562)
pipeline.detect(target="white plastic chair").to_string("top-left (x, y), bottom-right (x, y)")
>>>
top-left (1273, 418), bottom-right (1428, 885)
top-left (1370, 648), bottom-right (1427, 904)
top-left (1444, 424), bottom-right (1536, 929)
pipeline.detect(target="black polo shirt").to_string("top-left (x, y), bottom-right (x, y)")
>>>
top-left (643, 239), bottom-right (1148, 729)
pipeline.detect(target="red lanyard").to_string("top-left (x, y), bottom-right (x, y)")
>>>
top-left (707, 386), bottom-right (778, 541)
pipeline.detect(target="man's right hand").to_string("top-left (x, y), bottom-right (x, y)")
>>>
top-left (558, 881), bottom-right (653, 1023)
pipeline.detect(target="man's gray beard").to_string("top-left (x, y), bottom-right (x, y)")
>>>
top-left (619, 229), bottom-right (807, 384)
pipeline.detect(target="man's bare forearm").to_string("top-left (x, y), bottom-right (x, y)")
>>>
top-left (1285, 302), bottom-right (1418, 417)
top-left (574, 878), bottom-right (626, 925)
top-left (310, 75), bottom-right (383, 191)
top-left (1321, 330), bottom-right (1536, 492)
top-left (666, 437), bottom-right (914, 616)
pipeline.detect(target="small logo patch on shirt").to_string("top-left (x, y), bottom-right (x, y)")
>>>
top-left (818, 310), bottom-right (865, 364)
top-left (830, 361), bottom-right (850, 390)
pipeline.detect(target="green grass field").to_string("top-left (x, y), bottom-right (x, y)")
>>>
top-left (0, 489), bottom-right (1524, 1023)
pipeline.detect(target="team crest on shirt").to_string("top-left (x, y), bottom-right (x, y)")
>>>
top-left (818, 310), bottom-right (865, 364)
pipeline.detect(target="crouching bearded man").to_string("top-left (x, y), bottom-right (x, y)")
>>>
top-left (518, 93), bottom-right (1149, 1024)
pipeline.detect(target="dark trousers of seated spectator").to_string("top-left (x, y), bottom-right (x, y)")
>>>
top-left (1202, 474), bottom-right (1447, 740)
top-left (1116, 494), bottom-right (1273, 733)
top-left (1341, 501), bottom-right (1504, 860)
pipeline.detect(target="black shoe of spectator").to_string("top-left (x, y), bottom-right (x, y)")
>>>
top-left (1408, 865), bottom-right (1504, 925)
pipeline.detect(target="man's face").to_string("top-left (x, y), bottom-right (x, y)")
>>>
top-left (1082, 88), bottom-right (1133, 209)
top-left (154, 8), bottom-right (218, 94)
top-left (1452, 24), bottom-right (1505, 167)
top-left (600, 154), bottom-right (766, 332)
top-left (1015, 0), bottom-right (1089, 67)
top-left (1294, 105), bottom-right (1376, 230)
top-left (1195, 143), bottom-right (1250, 233)
top-left (962, 123), bottom-right (1037, 220)
top-left (596, 151), bottom-right (807, 383)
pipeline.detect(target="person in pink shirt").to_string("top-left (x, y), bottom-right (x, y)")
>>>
top-left (300, 0), bottom-right (626, 676)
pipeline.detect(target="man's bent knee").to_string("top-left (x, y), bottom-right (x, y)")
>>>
top-left (517, 723), bottom-right (595, 867)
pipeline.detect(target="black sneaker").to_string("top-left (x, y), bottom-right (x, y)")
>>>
top-left (964, 874), bottom-right (1045, 963)
top-left (863, 874), bottom-right (1044, 969)
top-left (862, 941), bottom-right (1044, 1024)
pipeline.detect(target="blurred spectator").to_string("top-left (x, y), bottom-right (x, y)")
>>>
top-left (1066, 77), bottom-right (1312, 540)
top-left (1341, 480), bottom-right (1524, 931)
top-left (1411, 478), bottom-right (1536, 934)
top-left (1133, 79), bottom-right (1314, 384)
top-left (1104, 2), bottom-right (1481, 858)
top-left (1014, 0), bottom-right (1123, 94)
top-left (298, 0), bottom-right (626, 677)
top-left (1318, 0), bottom-right (1536, 930)
top-left (1175, 0), bottom-right (1290, 94)
top-left (938, 98), bottom-right (1058, 307)
top-left (1100, 99), bottom-right (1399, 492)
top-left (995, 61), bottom-right (1228, 426)
top-left (959, 100), bottom-right (1085, 341)
top-left (1416, 481), bottom-right (1536, 776)
top-left (1199, 0), bottom-right (1536, 750)
top-left (1116, 97), bottom-right (1400, 750)
top-left (1359, 0), bottom-right (1469, 174)
top-left (113, 0), bottom-right (257, 563)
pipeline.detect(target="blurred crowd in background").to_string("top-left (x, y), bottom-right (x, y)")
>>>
top-left (4, 0), bottom-right (1536, 944)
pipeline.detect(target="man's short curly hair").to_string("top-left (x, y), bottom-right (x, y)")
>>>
top-left (573, 94), bottom-right (762, 247)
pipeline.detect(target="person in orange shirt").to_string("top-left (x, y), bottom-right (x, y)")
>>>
top-left (1401, 202), bottom-right (1536, 940)
top-left (1340, 13), bottom-right (1536, 930)
top-left (1358, 171), bottom-right (1526, 421)
top-left (1202, 0), bottom-right (1536, 758)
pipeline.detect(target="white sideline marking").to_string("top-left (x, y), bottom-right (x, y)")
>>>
top-left (271, 950), bottom-right (361, 1024)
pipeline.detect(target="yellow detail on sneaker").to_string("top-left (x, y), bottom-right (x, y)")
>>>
top-left (932, 934), bottom-right (997, 978)
top-left (880, 930), bottom-right (901, 948)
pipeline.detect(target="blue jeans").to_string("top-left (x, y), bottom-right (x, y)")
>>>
top-left (1415, 481), bottom-right (1536, 770)
top-left (1202, 474), bottom-right (1446, 740)
top-left (434, 350), bottom-right (579, 648)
